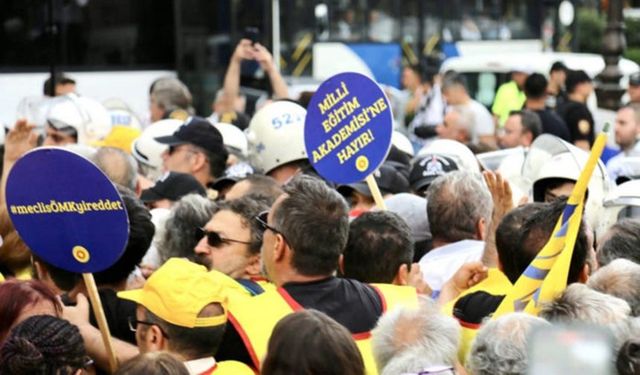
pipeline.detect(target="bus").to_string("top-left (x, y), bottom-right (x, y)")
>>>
top-left (0, 0), bottom-right (558, 128)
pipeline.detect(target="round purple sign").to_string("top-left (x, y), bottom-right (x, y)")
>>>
top-left (6, 148), bottom-right (129, 273)
top-left (304, 72), bottom-right (393, 184)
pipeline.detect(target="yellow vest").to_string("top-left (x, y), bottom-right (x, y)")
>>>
top-left (227, 283), bottom-right (419, 375)
top-left (201, 360), bottom-right (255, 375)
top-left (0, 272), bottom-right (4, 283)
top-left (442, 268), bottom-right (512, 365)
top-left (491, 81), bottom-right (526, 126)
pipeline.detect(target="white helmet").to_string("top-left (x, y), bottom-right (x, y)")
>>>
top-left (598, 179), bottom-right (640, 238)
top-left (246, 101), bottom-right (307, 174)
top-left (46, 94), bottom-right (112, 145)
top-left (15, 95), bottom-right (50, 133)
top-left (416, 139), bottom-right (480, 174)
top-left (214, 122), bottom-right (248, 158)
top-left (102, 97), bottom-right (142, 130)
top-left (131, 119), bottom-right (182, 179)
top-left (522, 134), bottom-right (612, 230)
top-left (392, 131), bottom-right (414, 157)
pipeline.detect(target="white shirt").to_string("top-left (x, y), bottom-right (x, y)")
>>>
top-left (184, 357), bottom-right (217, 375)
top-left (419, 239), bottom-right (485, 292)
top-left (466, 99), bottom-right (495, 141)
top-left (606, 141), bottom-right (640, 181)
top-left (408, 83), bottom-right (446, 146)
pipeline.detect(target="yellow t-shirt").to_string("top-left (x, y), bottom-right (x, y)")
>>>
top-left (492, 81), bottom-right (526, 127)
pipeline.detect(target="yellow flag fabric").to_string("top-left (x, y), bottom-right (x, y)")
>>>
top-left (493, 128), bottom-right (608, 317)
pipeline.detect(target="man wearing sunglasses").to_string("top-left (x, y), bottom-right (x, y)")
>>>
top-left (194, 195), bottom-right (271, 295)
top-left (155, 117), bottom-right (228, 188)
top-left (216, 175), bottom-right (419, 374)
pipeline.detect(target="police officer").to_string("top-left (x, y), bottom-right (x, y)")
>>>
top-left (556, 70), bottom-right (595, 151)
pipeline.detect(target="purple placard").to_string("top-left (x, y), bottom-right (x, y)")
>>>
top-left (6, 148), bottom-right (129, 273)
top-left (304, 72), bottom-right (393, 184)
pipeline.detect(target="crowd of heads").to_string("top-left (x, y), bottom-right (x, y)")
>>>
top-left (2, 40), bottom-right (640, 375)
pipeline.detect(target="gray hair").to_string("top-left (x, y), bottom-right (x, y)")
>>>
top-left (450, 105), bottom-right (475, 134)
top-left (588, 259), bottom-right (640, 317)
top-left (467, 312), bottom-right (550, 375)
top-left (597, 219), bottom-right (640, 266)
top-left (150, 78), bottom-right (193, 114)
top-left (92, 147), bottom-right (138, 191)
top-left (426, 171), bottom-right (492, 243)
top-left (609, 317), bottom-right (640, 353)
top-left (511, 109), bottom-right (542, 140)
top-left (539, 283), bottom-right (631, 325)
top-left (157, 194), bottom-right (216, 264)
top-left (372, 297), bottom-right (460, 373)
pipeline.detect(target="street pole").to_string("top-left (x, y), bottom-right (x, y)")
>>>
top-left (47, 0), bottom-right (57, 97)
top-left (272, 0), bottom-right (281, 70)
top-left (595, 0), bottom-right (626, 111)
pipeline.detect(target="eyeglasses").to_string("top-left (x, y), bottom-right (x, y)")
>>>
top-left (255, 211), bottom-right (285, 239)
top-left (128, 316), bottom-right (170, 339)
top-left (196, 227), bottom-right (252, 247)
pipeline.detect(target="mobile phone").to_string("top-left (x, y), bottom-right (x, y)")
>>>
top-left (243, 27), bottom-right (260, 45)
top-left (527, 324), bottom-right (614, 375)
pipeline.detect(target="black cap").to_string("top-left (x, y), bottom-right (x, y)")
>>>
top-left (140, 172), bottom-right (206, 203)
top-left (155, 116), bottom-right (227, 157)
top-left (337, 163), bottom-right (410, 198)
top-left (410, 154), bottom-right (459, 193)
top-left (550, 61), bottom-right (568, 73)
top-left (209, 162), bottom-right (254, 191)
top-left (630, 72), bottom-right (640, 87)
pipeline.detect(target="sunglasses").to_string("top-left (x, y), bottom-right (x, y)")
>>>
top-left (255, 211), bottom-right (285, 238)
top-left (196, 227), bottom-right (252, 247)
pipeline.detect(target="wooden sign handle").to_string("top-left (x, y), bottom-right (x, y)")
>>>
top-left (82, 273), bottom-right (118, 372)
top-left (365, 174), bottom-right (386, 210)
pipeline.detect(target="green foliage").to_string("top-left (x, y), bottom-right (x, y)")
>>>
top-left (624, 48), bottom-right (640, 65)
top-left (626, 18), bottom-right (640, 47)
top-left (576, 8), bottom-right (606, 53)
top-left (623, 18), bottom-right (640, 64)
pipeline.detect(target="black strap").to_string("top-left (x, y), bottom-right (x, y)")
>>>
top-left (236, 278), bottom-right (265, 296)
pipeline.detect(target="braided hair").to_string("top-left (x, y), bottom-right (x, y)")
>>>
top-left (0, 315), bottom-right (87, 375)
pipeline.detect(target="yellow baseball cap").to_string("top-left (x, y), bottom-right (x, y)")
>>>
top-left (91, 125), bottom-right (142, 154)
top-left (118, 258), bottom-right (229, 328)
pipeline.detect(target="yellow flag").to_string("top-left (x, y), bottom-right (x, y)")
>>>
top-left (493, 128), bottom-right (608, 318)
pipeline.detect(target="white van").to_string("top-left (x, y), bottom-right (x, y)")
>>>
top-left (441, 51), bottom-right (640, 137)
top-left (441, 51), bottom-right (639, 108)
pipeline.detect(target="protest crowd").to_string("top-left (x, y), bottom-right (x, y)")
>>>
top-left (3, 37), bottom-right (640, 375)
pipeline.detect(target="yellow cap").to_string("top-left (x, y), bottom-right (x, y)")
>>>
top-left (91, 125), bottom-right (142, 154)
top-left (118, 258), bottom-right (229, 328)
